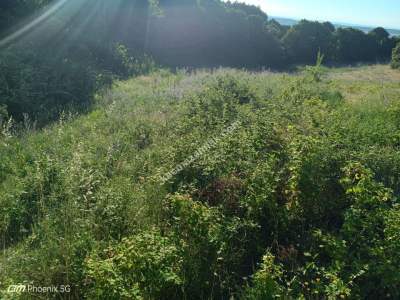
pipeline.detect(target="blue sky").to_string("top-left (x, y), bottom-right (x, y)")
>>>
top-left (235, 0), bottom-right (400, 29)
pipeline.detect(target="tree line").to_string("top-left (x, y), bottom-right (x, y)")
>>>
top-left (0, 0), bottom-right (399, 125)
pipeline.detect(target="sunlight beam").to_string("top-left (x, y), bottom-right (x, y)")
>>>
top-left (0, 0), bottom-right (69, 48)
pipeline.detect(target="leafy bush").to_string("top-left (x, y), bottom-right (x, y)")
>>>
top-left (242, 252), bottom-right (284, 300)
top-left (163, 194), bottom-right (259, 299)
top-left (85, 230), bottom-right (183, 300)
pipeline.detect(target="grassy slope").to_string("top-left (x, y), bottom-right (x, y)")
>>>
top-left (0, 65), bottom-right (400, 299)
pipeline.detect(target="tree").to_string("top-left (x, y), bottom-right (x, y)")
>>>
top-left (0, 0), bottom-right (52, 33)
top-left (266, 19), bottom-right (289, 38)
top-left (391, 42), bottom-right (400, 69)
top-left (322, 21), bottom-right (335, 33)
top-left (369, 27), bottom-right (394, 61)
top-left (369, 27), bottom-right (389, 41)
top-left (148, 0), bottom-right (284, 68)
top-left (282, 20), bottom-right (334, 64)
top-left (227, 1), bottom-right (268, 19)
top-left (334, 28), bottom-right (376, 63)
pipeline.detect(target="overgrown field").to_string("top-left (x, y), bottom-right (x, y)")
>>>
top-left (1, 65), bottom-right (400, 299)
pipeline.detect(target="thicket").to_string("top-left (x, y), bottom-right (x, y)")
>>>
top-left (1, 63), bottom-right (400, 299)
top-left (0, 0), bottom-right (398, 126)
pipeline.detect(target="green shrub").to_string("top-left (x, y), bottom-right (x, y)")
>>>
top-left (184, 74), bottom-right (255, 129)
top-left (85, 230), bottom-right (183, 300)
top-left (242, 252), bottom-right (284, 300)
top-left (339, 163), bottom-right (400, 299)
top-left (163, 194), bottom-right (259, 299)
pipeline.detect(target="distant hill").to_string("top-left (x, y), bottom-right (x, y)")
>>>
top-left (271, 16), bottom-right (400, 36)
top-left (270, 16), bottom-right (298, 27)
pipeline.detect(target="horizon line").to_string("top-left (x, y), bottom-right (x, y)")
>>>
top-left (268, 15), bottom-right (400, 32)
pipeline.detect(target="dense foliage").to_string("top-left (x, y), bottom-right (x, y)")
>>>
top-left (0, 0), bottom-right (398, 125)
top-left (1, 64), bottom-right (400, 299)
top-left (283, 20), bottom-right (335, 64)
top-left (0, 0), bottom-right (52, 32)
top-left (392, 42), bottom-right (400, 69)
